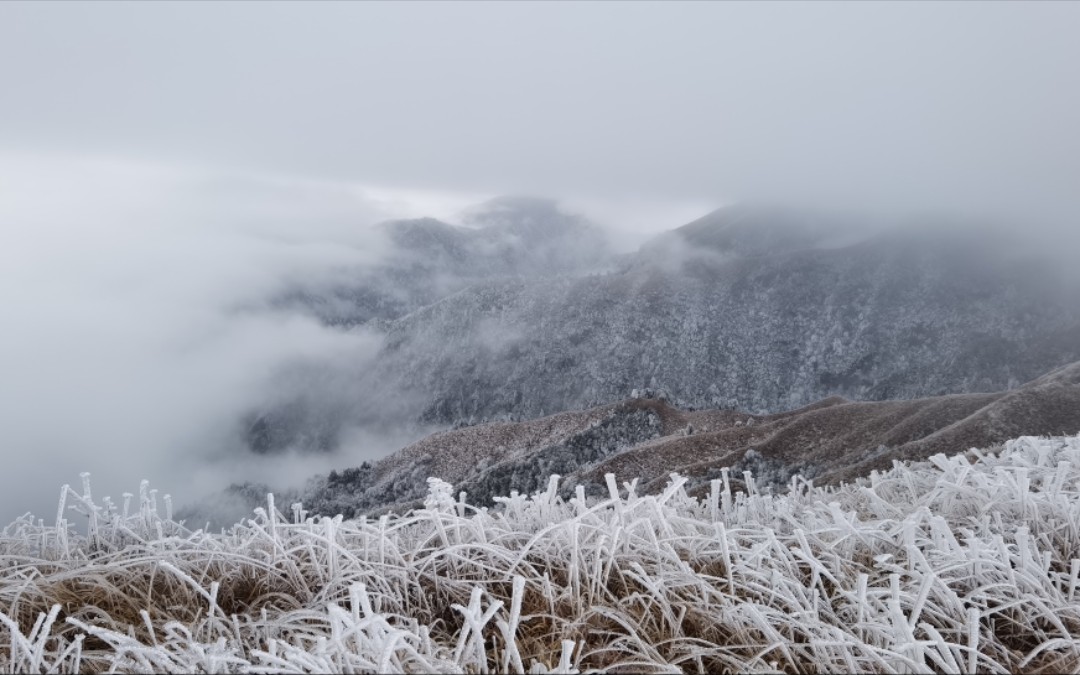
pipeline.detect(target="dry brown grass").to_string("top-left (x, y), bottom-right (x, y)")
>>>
top-left (3, 436), bottom-right (1080, 672)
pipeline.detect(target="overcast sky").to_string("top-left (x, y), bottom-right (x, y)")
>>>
top-left (2, 1), bottom-right (1079, 216)
top-left (1, 1), bottom-right (1078, 523)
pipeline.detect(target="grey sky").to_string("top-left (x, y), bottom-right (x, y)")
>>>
top-left (2, 1), bottom-right (1078, 216)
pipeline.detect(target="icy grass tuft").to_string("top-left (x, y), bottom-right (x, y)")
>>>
top-left (3, 435), bottom-right (1080, 673)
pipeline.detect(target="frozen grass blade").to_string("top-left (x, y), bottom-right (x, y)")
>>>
top-left (1, 434), bottom-right (1079, 672)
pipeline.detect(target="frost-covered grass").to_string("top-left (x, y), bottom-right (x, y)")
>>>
top-left (3, 436), bottom-right (1080, 673)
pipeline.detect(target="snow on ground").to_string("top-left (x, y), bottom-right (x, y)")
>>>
top-left (2, 435), bottom-right (1080, 673)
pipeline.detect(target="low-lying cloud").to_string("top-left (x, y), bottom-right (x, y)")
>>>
top-left (0, 156), bottom-right (427, 523)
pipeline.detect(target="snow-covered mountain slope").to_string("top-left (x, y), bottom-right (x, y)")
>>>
top-left (244, 197), bottom-right (613, 453)
top-left (237, 358), bottom-right (1080, 522)
top-left (8, 435), bottom-right (1080, 673)
top-left (373, 207), bottom-right (1080, 427)
top-left (244, 202), bottom-right (1080, 454)
top-left (271, 196), bottom-right (614, 329)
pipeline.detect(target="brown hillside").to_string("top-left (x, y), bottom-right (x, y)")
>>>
top-left (584, 361), bottom-right (1080, 494)
top-left (308, 360), bottom-right (1080, 517)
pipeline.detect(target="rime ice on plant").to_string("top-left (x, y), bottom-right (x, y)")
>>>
top-left (2, 435), bottom-right (1080, 673)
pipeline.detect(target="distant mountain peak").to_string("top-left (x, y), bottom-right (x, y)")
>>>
top-left (379, 216), bottom-right (464, 242)
top-left (460, 195), bottom-right (562, 224)
top-left (459, 195), bottom-right (598, 241)
top-left (644, 203), bottom-right (881, 259)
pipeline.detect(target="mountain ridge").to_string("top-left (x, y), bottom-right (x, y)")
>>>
top-left (246, 201), bottom-right (1080, 457)
top-left (371, 209), bottom-right (1080, 426)
top-left (186, 358), bottom-right (1080, 527)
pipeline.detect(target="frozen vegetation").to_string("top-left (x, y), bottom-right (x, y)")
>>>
top-left (3, 435), bottom-right (1080, 673)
